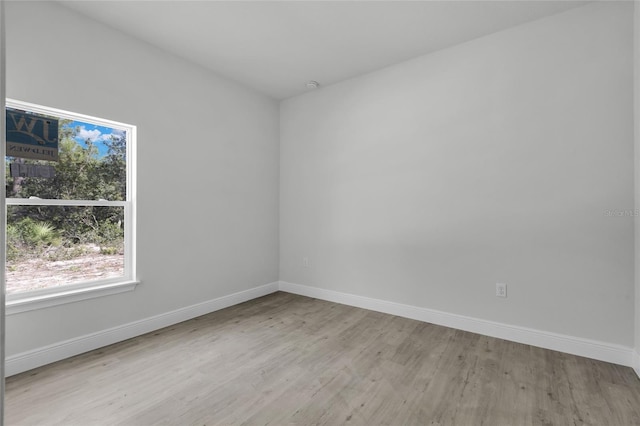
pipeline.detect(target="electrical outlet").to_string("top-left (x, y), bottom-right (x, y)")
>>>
top-left (496, 283), bottom-right (507, 298)
top-left (303, 257), bottom-right (310, 268)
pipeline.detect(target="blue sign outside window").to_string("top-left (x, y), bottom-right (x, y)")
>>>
top-left (6, 108), bottom-right (59, 161)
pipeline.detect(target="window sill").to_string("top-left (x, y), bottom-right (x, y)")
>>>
top-left (6, 280), bottom-right (139, 315)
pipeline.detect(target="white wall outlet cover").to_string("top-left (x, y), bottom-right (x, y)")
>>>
top-left (496, 283), bottom-right (507, 298)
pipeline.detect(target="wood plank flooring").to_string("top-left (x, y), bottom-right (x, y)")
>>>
top-left (6, 292), bottom-right (640, 425)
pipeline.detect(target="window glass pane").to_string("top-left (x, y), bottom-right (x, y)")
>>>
top-left (6, 205), bottom-right (125, 294)
top-left (5, 110), bottom-right (126, 200)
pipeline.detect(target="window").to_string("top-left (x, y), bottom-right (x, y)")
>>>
top-left (5, 99), bottom-right (136, 313)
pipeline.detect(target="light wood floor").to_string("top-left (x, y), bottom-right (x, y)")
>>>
top-left (6, 292), bottom-right (640, 425)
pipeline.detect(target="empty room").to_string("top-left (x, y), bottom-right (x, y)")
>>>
top-left (1, 0), bottom-right (640, 424)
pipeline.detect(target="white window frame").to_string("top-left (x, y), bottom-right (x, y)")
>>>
top-left (5, 99), bottom-right (138, 314)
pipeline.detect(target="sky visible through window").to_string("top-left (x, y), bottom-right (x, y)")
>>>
top-left (71, 121), bottom-right (125, 158)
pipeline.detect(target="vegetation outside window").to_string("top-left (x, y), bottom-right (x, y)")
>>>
top-left (5, 99), bottom-right (136, 311)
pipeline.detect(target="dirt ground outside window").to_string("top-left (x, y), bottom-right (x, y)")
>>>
top-left (6, 246), bottom-right (124, 294)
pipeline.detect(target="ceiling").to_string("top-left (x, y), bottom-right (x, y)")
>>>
top-left (59, 1), bottom-right (588, 100)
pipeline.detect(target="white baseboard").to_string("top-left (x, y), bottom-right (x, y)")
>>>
top-left (6, 282), bottom-right (279, 376)
top-left (279, 281), bottom-right (636, 369)
top-left (7, 280), bottom-right (638, 378)
top-left (633, 349), bottom-right (640, 379)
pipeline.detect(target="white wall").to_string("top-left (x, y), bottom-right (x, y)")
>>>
top-left (280, 2), bottom-right (635, 346)
top-left (5, 2), bottom-right (280, 356)
top-left (635, 0), bottom-right (640, 372)
top-left (4, 0), bottom-right (636, 369)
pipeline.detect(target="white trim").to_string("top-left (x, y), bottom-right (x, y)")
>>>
top-left (127, 124), bottom-right (137, 285)
top-left (279, 281), bottom-right (635, 368)
top-left (6, 198), bottom-right (126, 206)
top-left (7, 272), bottom-right (132, 302)
top-left (6, 280), bottom-right (636, 378)
top-left (5, 282), bottom-right (279, 376)
top-left (634, 0), bottom-right (640, 384)
top-left (6, 98), bottom-right (135, 131)
top-left (6, 280), bottom-right (139, 315)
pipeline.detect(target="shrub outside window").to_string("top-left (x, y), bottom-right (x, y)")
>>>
top-left (5, 99), bottom-right (136, 312)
